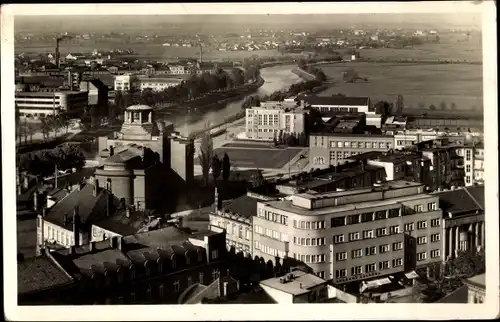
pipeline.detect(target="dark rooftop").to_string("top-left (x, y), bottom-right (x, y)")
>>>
top-left (436, 285), bottom-right (468, 303)
top-left (434, 186), bottom-right (484, 215)
top-left (222, 195), bottom-right (261, 219)
top-left (92, 210), bottom-right (148, 237)
top-left (43, 183), bottom-right (111, 229)
top-left (347, 150), bottom-right (425, 163)
top-left (300, 95), bottom-right (370, 107)
top-left (18, 255), bottom-right (74, 294)
top-left (464, 185), bottom-right (485, 210)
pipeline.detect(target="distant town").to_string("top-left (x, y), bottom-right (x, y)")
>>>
top-left (14, 13), bottom-right (487, 308)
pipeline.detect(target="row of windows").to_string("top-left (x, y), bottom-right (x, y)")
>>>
top-left (254, 225), bottom-right (289, 242)
top-left (258, 210), bottom-right (289, 226)
top-left (254, 241), bottom-right (286, 258)
top-left (396, 140), bottom-right (416, 146)
top-left (292, 253), bottom-right (326, 264)
top-left (331, 209), bottom-right (438, 229)
top-left (335, 242), bottom-right (404, 261)
top-left (329, 141), bottom-right (392, 149)
top-left (222, 222), bottom-right (251, 241)
top-left (248, 128), bottom-right (279, 133)
top-left (335, 259), bottom-right (403, 278)
top-left (293, 237), bottom-right (326, 246)
top-left (418, 250), bottom-right (441, 260)
top-left (46, 226), bottom-right (74, 246)
top-left (292, 220), bottom-right (326, 230)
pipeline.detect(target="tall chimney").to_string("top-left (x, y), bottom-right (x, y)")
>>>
top-left (223, 282), bottom-right (228, 297)
top-left (93, 179), bottom-right (99, 196)
top-left (33, 190), bottom-right (38, 211)
top-left (90, 241), bottom-right (96, 252)
top-left (73, 206), bottom-right (80, 248)
top-left (214, 187), bottom-right (219, 212)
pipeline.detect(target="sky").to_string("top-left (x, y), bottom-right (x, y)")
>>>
top-left (12, 2), bottom-right (483, 33)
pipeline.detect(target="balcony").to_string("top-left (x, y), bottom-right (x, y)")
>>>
top-left (254, 233), bottom-right (290, 253)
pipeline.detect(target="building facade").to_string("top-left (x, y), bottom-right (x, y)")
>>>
top-left (15, 90), bottom-right (88, 118)
top-left (456, 144), bottom-right (484, 186)
top-left (114, 74), bottom-right (140, 91)
top-left (245, 102), bottom-right (306, 141)
top-left (252, 181), bottom-right (444, 283)
top-left (137, 77), bottom-right (183, 91)
top-left (309, 133), bottom-right (394, 167)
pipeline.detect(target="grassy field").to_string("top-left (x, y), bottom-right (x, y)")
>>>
top-left (321, 61), bottom-right (483, 111)
top-left (209, 146), bottom-right (302, 169)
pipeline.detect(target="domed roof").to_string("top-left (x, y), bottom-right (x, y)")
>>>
top-left (126, 104), bottom-right (153, 111)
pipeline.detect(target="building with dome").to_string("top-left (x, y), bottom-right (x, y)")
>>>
top-left (96, 104), bottom-right (194, 211)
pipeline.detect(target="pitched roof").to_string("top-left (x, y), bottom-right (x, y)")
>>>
top-left (436, 285), bottom-right (468, 303)
top-left (43, 183), bottom-right (110, 229)
top-left (222, 195), bottom-right (260, 219)
top-left (92, 209), bottom-right (147, 237)
top-left (435, 187), bottom-right (483, 215)
top-left (300, 95), bottom-right (370, 107)
top-left (464, 185), bottom-right (484, 210)
top-left (104, 149), bottom-right (142, 165)
top-left (18, 255), bottom-right (74, 294)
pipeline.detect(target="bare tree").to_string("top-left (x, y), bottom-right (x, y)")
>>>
top-left (198, 132), bottom-right (214, 186)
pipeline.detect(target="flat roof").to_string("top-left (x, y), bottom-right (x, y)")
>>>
top-left (465, 273), bottom-right (485, 289)
top-left (300, 95), bottom-right (370, 107)
top-left (15, 90), bottom-right (86, 96)
top-left (260, 270), bottom-right (327, 296)
top-left (264, 191), bottom-right (431, 216)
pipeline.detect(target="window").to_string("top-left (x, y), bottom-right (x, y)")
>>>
top-left (352, 249), bottom-right (363, 258)
top-left (466, 165), bottom-right (471, 173)
top-left (389, 225), bottom-right (400, 234)
top-left (245, 229), bottom-right (251, 240)
top-left (281, 233), bottom-right (289, 242)
top-left (414, 205), bottom-right (424, 212)
top-left (363, 230), bottom-right (374, 239)
top-left (379, 244), bottom-right (390, 253)
top-left (466, 176), bottom-right (471, 184)
top-left (375, 211), bottom-right (387, 220)
top-left (376, 227), bottom-right (387, 237)
top-left (392, 258), bottom-right (403, 267)
top-left (365, 263), bottom-right (376, 272)
top-left (187, 276), bottom-right (193, 286)
top-left (417, 221), bottom-right (428, 229)
top-left (336, 269), bottom-right (347, 278)
top-left (431, 249), bottom-right (441, 258)
top-left (417, 236), bottom-right (428, 245)
top-left (336, 252), bottom-right (347, 261)
top-left (337, 142), bottom-right (343, 148)
top-left (211, 249), bottom-right (219, 260)
top-left (347, 214), bottom-right (360, 225)
top-left (431, 233), bottom-right (441, 243)
top-left (393, 242), bottom-right (403, 251)
top-left (349, 232), bottom-right (361, 241)
top-left (431, 218), bottom-right (440, 227)
top-left (351, 266), bottom-right (362, 275)
top-left (466, 150), bottom-right (471, 161)
top-left (173, 281), bottom-right (180, 292)
top-left (428, 202), bottom-right (437, 211)
top-left (331, 217), bottom-right (345, 227)
top-left (404, 223), bottom-right (414, 232)
top-left (417, 252), bottom-right (427, 261)
top-left (239, 226), bottom-right (243, 239)
top-left (389, 209), bottom-right (399, 218)
top-left (273, 230), bottom-right (280, 240)
top-left (361, 212), bottom-right (373, 222)
top-left (379, 261), bottom-right (390, 270)
top-left (333, 234), bottom-right (344, 244)
top-left (361, 245), bottom-right (375, 256)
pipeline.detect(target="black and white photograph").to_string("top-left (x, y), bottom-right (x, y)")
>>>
top-left (2, 1), bottom-right (498, 320)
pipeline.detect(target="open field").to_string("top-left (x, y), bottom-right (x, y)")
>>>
top-left (15, 40), bottom-right (285, 61)
top-left (360, 34), bottom-right (482, 62)
top-left (321, 61), bottom-right (483, 111)
top-left (207, 146), bottom-right (302, 169)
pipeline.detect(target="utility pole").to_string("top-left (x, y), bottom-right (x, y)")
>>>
top-left (54, 163), bottom-right (58, 189)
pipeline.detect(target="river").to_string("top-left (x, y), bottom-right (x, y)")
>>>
top-left (164, 64), bottom-right (301, 136)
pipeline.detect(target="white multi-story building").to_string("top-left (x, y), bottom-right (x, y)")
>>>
top-left (137, 77), bottom-right (183, 91)
top-left (114, 74), bottom-right (140, 91)
top-left (245, 101), bottom-right (306, 141)
top-left (456, 143), bottom-right (484, 186)
top-left (15, 90), bottom-right (89, 118)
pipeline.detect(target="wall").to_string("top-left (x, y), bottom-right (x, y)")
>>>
top-left (91, 225), bottom-right (122, 242)
top-left (259, 284), bottom-right (294, 304)
top-left (209, 213), bottom-right (253, 257)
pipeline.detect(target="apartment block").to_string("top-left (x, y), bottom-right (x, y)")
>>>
top-left (252, 180), bottom-right (444, 283)
top-left (15, 90), bottom-right (88, 118)
top-left (309, 133), bottom-right (394, 167)
top-left (245, 101), bottom-right (306, 141)
top-left (456, 143), bottom-right (484, 186)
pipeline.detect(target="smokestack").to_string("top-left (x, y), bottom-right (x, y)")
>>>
top-left (33, 190), bottom-right (38, 211)
top-left (90, 241), bottom-right (96, 252)
top-left (73, 206), bottom-right (80, 248)
top-left (223, 282), bottom-right (228, 297)
top-left (110, 236), bottom-right (119, 248)
top-left (93, 179), bottom-right (99, 196)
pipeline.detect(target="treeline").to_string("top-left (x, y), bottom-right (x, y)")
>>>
top-left (273, 131), bottom-right (308, 147)
top-left (17, 144), bottom-right (86, 176)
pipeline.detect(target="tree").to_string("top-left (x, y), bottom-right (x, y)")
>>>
top-left (211, 155), bottom-right (222, 181)
top-left (439, 101), bottom-right (447, 110)
top-left (198, 132), bottom-right (214, 186)
top-left (395, 94), bottom-right (404, 116)
top-left (450, 102), bottom-right (458, 111)
top-left (429, 104), bottom-right (437, 111)
top-left (278, 130), bottom-right (284, 145)
top-left (251, 169), bottom-right (266, 188)
top-left (222, 153), bottom-right (231, 181)
top-left (26, 124), bottom-right (35, 143)
top-left (272, 131), bottom-right (278, 146)
top-left (40, 116), bottom-right (52, 140)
